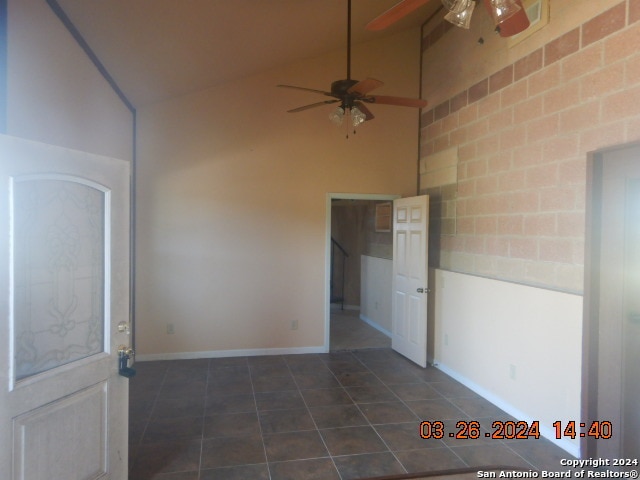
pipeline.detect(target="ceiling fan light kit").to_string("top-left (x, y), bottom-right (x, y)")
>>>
top-left (442, 0), bottom-right (519, 29)
top-left (367, 0), bottom-right (530, 36)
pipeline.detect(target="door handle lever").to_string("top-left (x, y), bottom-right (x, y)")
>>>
top-left (118, 345), bottom-right (136, 378)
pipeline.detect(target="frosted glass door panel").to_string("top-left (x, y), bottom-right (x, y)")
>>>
top-left (12, 176), bottom-right (108, 381)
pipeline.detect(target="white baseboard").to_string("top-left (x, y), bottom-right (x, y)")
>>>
top-left (136, 345), bottom-right (326, 362)
top-left (359, 314), bottom-right (391, 338)
top-left (435, 362), bottom-right (580, 458)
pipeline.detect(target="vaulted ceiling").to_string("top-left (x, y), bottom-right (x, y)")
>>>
top-left (54, 0), bottom-right (440, 108)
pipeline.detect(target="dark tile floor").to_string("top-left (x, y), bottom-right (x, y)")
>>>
top-left (129, 349), bottom-right (574, 480)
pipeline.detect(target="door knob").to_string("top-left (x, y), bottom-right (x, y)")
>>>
top-left (417, 288), bottom-right (431, 293)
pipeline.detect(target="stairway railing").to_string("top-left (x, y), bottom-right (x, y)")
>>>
top-left (330, 237), bottom-right (349, 310)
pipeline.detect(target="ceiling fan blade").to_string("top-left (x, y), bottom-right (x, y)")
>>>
top-left (369, 95), bottom-right (428, 108)
top-left (348, 78), bottom-right (384, 95)
top-left (287, 100), bottom-right (339, 113)
top-left (354, 102), bottom-right (375, 121)
top-left (494, 0), bottom-right (531, 37)
top-left (277, 84), bottom-right (333, 96)
top-left (366, 0), bottom-right (430, 31)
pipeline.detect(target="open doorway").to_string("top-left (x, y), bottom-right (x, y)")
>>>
top-left (325, 193), bottom-right (398, 351)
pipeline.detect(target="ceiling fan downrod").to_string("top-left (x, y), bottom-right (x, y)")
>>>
top-left (347, 0), bottom-right (352, 81)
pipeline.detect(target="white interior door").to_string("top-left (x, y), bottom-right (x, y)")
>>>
top-left (0, 135), bottom-right (131, 479)
top-left (392, 195), bottom-right (429, 367)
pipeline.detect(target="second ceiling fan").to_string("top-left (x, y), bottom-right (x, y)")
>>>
top-left (277, 0), bottom-right (428, 133)
top-left (366, 0), bottom-right (530, 37)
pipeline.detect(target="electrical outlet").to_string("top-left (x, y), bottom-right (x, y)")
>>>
top-left (291, 320), bottom-right (299, 330)
top-left (509, 364), bottom-right (517, 380)
top-left (166, 323), bottom-right (175, 335)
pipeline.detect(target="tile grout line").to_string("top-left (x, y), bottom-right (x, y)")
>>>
top-left (321, 350), bottom-right (417, 477)
top-left (345, 351), bottom-right (411, 475)
top-left (249, 357), bottom-right (277, 480)
top-left (198, 357), bottom-right (213, 480)
top-left (355, 351), bottom-right (477, 472)
top-left (286, 353), bottom-right (346, 480)
top-left (354, 350), bottom-right (475, 472)
top-left (129, 363), bottom-right (169, 477)
top-left (201, 357), bottom-right (255, 478)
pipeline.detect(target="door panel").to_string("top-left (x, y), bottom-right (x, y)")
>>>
top-left (392, 196), bottom-right (429, 367)
top-left (13, 382), bottom-right (108, 480)
top-left (0, 135), bottom-right (130, 479)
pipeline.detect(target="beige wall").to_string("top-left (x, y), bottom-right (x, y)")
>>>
top-left (135, 29), bottom-right (422, 358)
top-left (6, 0), bottom-right (133, 160)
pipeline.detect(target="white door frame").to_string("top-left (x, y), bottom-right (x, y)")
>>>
top-left (324, 193), bottom-right (400, 352)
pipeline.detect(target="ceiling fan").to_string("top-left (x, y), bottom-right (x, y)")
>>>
top-left (277, 0), bottom-right (428, 134)
top-left (366, 0), bottom-right (530, 37)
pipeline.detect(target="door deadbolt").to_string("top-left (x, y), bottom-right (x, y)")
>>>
top-left (118, 345), bottom-right (136, 378)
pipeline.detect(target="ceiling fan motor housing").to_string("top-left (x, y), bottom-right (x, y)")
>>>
top-left (331, 79), bottom-right (361, 109)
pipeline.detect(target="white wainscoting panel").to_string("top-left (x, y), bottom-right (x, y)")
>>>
top-left (433, 269), bottom-right (583, 457)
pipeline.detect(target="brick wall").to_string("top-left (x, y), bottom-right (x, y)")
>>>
top-left (420, 1), bottom-right (640, 293)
